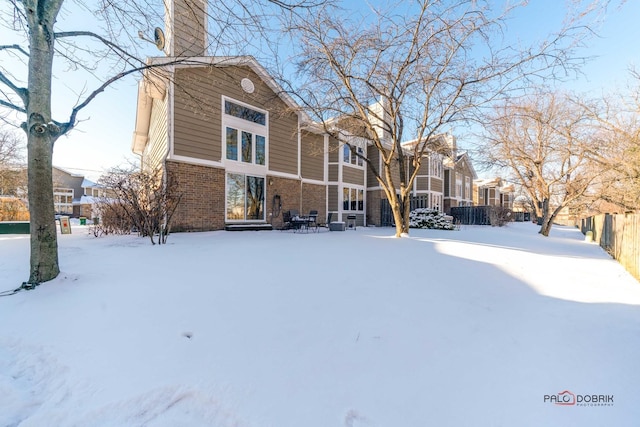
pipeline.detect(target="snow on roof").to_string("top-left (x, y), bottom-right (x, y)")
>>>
top-left (81, 178), bottom-right (100, 188)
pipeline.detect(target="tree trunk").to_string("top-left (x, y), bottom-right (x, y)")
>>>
top-left (539, 218), bottom-right (553, 236)
top-left (25, 2), bottom-right (61, 284)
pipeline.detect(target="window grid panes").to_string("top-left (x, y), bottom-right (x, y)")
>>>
top-left (343, 186), bottom-right (364, 211)
top-left (343, 144), bottom-right (364, 167)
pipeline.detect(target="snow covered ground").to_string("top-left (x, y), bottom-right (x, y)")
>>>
top-left (1, 222), bottom-right (639, 427)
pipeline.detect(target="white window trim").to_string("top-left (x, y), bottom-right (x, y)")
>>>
top-left (224, 172), bottom-right (267, 223)
top-left (222, 96), bottom-right (269, 175)
top-left (340, 137), bottom-right (366, 169)
top-left (340, 184), bottom-right (366, 213)
top-left (54, 188), bottom-right (74, 213)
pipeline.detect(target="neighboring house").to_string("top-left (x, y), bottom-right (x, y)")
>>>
top-left (52, 166), bottom-right (105, 219)
top-left (52, 166), bottom-right (84, 215)
top-left (400, 134), bottom-right (449, 213)
top-left (472, 177), bottom-right (514, 209)
top-left (443, 144), bottom-right (477, 213)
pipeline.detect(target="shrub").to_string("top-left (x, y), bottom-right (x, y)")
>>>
top-left (489, 206), bottom-right (512, 227)
top-left (94, 167), bottom-right (182, 244)
top-left (409, 208), bottom-right (456, 230)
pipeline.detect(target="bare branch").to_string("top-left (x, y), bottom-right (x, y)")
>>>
top-left (0, 70), bottom-right (28, 107)
top-left (0, 99), bottom-right (26, 114)
top-left (0, 44), bottom-right (29, 57)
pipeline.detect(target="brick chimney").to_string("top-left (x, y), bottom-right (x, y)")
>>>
top-left (165, 0), bottom-right (207, 57)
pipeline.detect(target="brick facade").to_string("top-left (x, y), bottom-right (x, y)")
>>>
top-left (267, 175), bottom-right (301, 229)
top-left (367, 189), bottom-right (383, 226)
top-left (301, 182), bottom-right (327, 225)
top-left (167, 160), bottom-right (226, 231)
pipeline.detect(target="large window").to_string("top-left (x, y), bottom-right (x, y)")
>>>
top-left (343, 186), bottom-right (364, 211)
top-left (456, 172), bottom-right (462, 198)
top-left (226, 173), bottom-right (265, 221)
top-left (224, 99), bottom-right (267, 166)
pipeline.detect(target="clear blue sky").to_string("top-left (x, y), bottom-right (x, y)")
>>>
top-left (31, 0), bottom-right (640, 179)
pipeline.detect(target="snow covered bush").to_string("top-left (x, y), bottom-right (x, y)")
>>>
top-left (409, 208), bottom-right (456, 230)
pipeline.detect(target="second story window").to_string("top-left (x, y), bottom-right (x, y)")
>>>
top-left (224, 98), bottom-right (267, 166)
top-left (430, 155), bottom-right (443, 178)
top-left (342, 144), bottom-right (364, 167)
top-left (465, 177), bottom-right (471, 200)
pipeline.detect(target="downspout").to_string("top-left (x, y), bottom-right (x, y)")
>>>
top-left (160, 66), bottom-right (173, 240)
top-left (298, 114), bottom-right (303, 212)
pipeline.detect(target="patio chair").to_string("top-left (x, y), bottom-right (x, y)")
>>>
top-left (307, 210), bottom-right (319, 232)
top-left (283, 209), bottom-right (304, 232)
top-left (281, 210), bottom-right (293, 231)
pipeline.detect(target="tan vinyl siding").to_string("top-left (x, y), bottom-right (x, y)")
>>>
top-left (173, 68), bottom-right (221, 161)
top-left (431, 177), bottom-right (443, 193)
top-left (411, 157), bottom-right (425, 175)
top-left (389, 155), bottom-right (402, 189)
top-left (301, 131), bottom-right (324, 181)
top-left (443, 170), bottom-right (451, 196)
top-left (416, 176), bottom-right (429, 191)
top-left (366, 148), bottom-right (380, 187)
top-left (172, 66), bottom-right (298, 173)
top-left (172, 0), bottom-right (206, 56)
top-left (144, 97), bottom-right (169, 171)
top-left (328, 185), bottom-right (339, 211)
top-left (328, 137), bottom-right (339, 163)
top-left (342, 166), bottom-right (364, 185)
top-left (328, 164), bottom-right (339, 182)
top-left (269, 110), bottom-right (298, 175)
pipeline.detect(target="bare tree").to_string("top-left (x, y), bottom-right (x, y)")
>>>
top-left (285, 0), bottom-right (595, 237)
top-left (579, 81), bottom-right (640, 212)
top-left (0, 129), bottom-right (26, 196)
top-left (0, 0), bottom-right (329, 286)
top-left (97, 167), bottom-right (182, 244)
top-left (478, 91), bottom-right (603, 236)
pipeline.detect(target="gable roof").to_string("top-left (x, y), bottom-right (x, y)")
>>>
top-left (52, 165), bottom-right (84, 178)
top-left (132, 56), bottom-right (311, 155)
top-left (450, 151), bottom-right (478, 179)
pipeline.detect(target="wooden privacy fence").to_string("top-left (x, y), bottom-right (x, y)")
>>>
top-left (581, 213), bottom-right (640, 282)
top-left (450, 206), bottom-right (492, 225)
top-left (380, 195), bottom-right (430, 226)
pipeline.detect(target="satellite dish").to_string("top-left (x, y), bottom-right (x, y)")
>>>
top-left (154, 27), bottom-right (165, 51)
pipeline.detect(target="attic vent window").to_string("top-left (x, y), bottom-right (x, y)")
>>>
top-left (241, 78), bottom-right (255, 94)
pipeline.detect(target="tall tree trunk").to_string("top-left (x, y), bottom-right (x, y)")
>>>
top-left (25, 1), bottom-right (61, 284)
